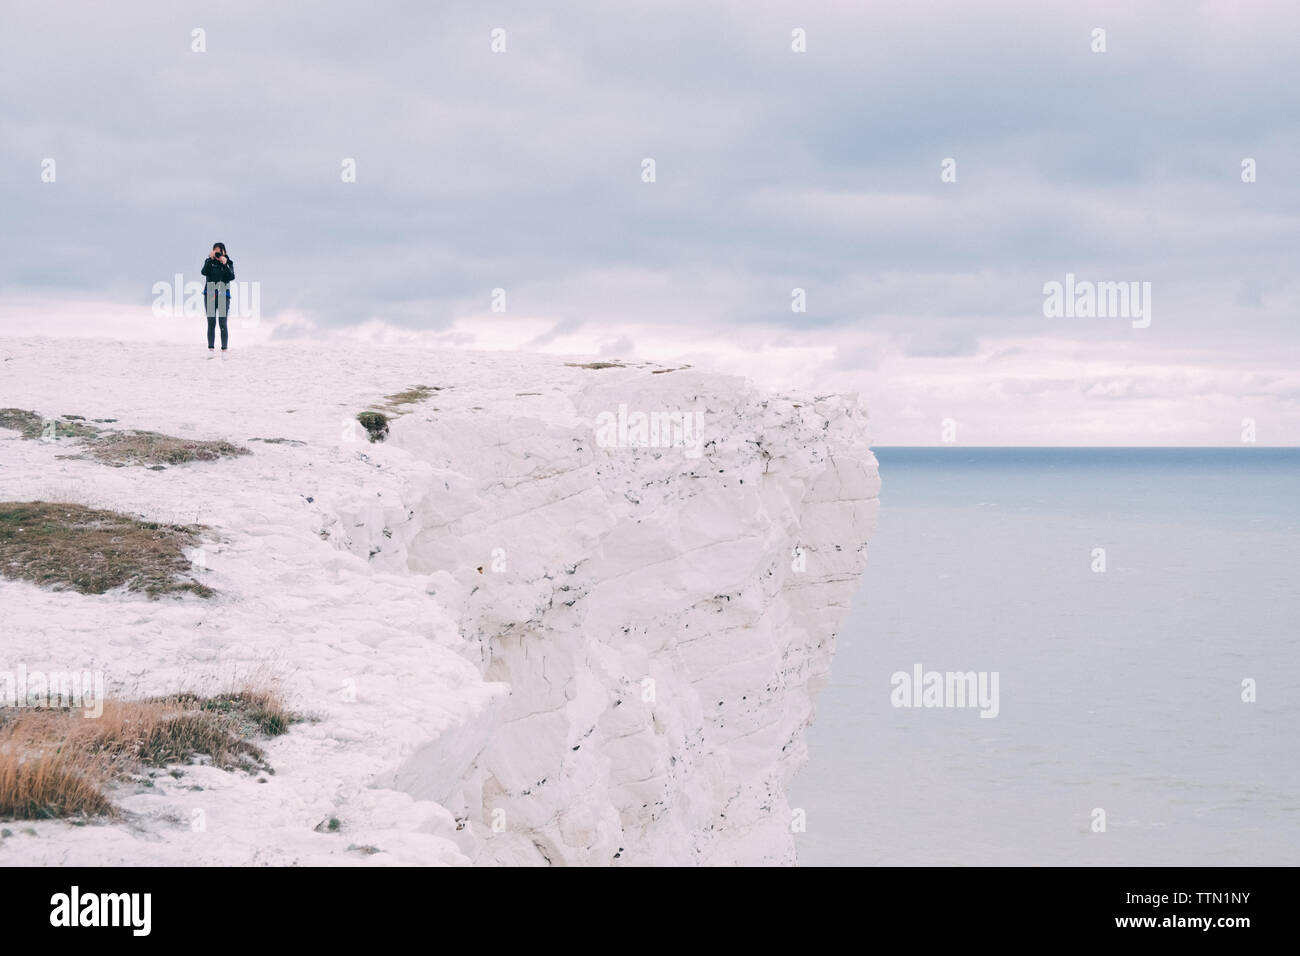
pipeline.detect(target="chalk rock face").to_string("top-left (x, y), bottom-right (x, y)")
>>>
top-left (0, 341), bottom-right (876, 866)
top-left (345, 368), bottom-right (880, 866)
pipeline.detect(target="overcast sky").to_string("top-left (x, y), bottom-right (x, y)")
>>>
top-left (2, 0), bottom-right (1298, 444)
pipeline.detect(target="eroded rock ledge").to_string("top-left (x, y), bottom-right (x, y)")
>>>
top-left (342, 367), bottom-right (880, 865)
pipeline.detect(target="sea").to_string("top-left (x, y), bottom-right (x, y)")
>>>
top-left (790, 448), bottom-right (1300, 866)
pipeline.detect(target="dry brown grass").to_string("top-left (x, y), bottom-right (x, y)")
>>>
top-left (0, 501), bottom-right (212, 598)
top-left (0, 732), bottom-right (114, 820)
top-left (88, 431), bottom-right (249, 467)
top-left (0, 408), bottom-right (42, 436)
top-left (0, 408), bottom-right (247, 467)
top-left (0, 685), bottom-right (298, 821)
top-left (71, 700), bottom-right (268, 771)
top-left (383, 385), bottom-right (440, 407)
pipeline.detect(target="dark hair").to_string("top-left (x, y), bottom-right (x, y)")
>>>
top-left (212, 242), bottom-right (228, 255)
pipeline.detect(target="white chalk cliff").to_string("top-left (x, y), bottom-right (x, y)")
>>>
top-left (0, 339), bottom-right (878, 866)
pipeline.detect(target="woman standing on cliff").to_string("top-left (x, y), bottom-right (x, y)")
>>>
top-left (201, 242), bottom-right (235, 355)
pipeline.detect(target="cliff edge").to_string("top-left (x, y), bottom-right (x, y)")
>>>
top-left (0, 339), bottom-right (878, 866)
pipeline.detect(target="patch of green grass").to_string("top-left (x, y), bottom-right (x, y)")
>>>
top-left (356, 411), bottom-right (389, 442)
top-left (564, 361), bottom-right (625, 370)
top-left (0, 501), bottom-right (212, 598)
top-left (0, 409), bottom-right (99, 440)
top-left (174, 688), bottom-right (299, 737)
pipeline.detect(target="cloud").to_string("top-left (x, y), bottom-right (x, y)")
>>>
top-left (2, 0), bottom-right (1299, 442)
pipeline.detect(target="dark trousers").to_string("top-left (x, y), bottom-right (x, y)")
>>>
top-left (205, 282), bottom-right (229, 349)
top-left (206, 315), bottom-right (229, 349)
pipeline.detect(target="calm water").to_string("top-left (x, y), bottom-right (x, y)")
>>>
top-left (790, 448), bottom-right (1300, 866)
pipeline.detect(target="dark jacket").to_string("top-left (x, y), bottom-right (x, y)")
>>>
top-left (201, 256), bottom-right (235, 317)
top-left (201, 256), bottom-right (235, 285)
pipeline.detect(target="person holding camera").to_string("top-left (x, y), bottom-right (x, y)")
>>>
top-left (200, 242), bottom-right (236, 353)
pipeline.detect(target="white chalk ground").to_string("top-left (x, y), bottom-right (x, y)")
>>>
top-left (0, 337), bottom-right (877, 866)
top-left (1, 340), bottom-right (531, 864)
